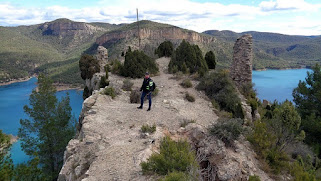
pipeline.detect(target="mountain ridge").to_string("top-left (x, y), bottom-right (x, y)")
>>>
top-left (1, 18), bottom-right (320, 85)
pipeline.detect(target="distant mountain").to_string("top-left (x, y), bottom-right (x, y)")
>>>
top-left (1, 19), bottom-right (320, 85)
top-left (0, 18), bottom-right (121, 84)
top-left (87, 20), bottom-right (233, 66)
top-left (203, 30), bottom-right (321, 69)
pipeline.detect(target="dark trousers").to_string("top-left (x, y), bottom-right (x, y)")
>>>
top-left (140, 91), bottom-right (152, 108)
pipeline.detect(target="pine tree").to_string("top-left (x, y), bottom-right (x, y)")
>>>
top-left (18, 74), bottom-right (76, 180)
top-left (169, 40), bottom-right (208, 76)
top-left (205, 51), bottom-right (216, 69)
top-left (155, 40), bottom-right (174, 58)
top-left (293, 64), bottom-right (321, 156)
top-left (0, 130), bottom-right (14, 181)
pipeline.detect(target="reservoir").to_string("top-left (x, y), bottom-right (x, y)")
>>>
top-left (252, 68), bottom-right (312, 102)
top-left (0, 77), bottom-right (83, 164)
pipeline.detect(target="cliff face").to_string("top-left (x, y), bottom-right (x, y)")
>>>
top-left (39, 19), bottom-right (106, 37)
top-left (38, 19), bottom-right (111, 51)
top-left (96, 27), bottom-right (215, 45)
top-left (59, 58), bottom-right (271, 181)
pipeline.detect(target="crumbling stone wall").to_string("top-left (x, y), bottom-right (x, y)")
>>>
top-left (230, 34), bottom-right (253, 88)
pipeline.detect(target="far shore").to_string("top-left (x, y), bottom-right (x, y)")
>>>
top-left (254, 66), bottom-right (309, 71)
top-left (0, 76), bottom-right (83, 92)
top-left (54, 83), bottom-right (83, 91)
top-left (0, 76), bottom-right (34, 86)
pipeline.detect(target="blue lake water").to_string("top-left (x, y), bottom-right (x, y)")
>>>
top-left (0, 77), bottom-right (83, 165)
top-left (252, 68), bottom-right (312, 103)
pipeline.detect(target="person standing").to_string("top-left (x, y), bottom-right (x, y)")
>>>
top-left (137, 72), bottom-right (156, 111)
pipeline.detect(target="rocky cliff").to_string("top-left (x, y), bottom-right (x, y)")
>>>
top-left (39, 19), bottom-right (106, 37)
top-left (92, 21), bottom-right (219, 59)
top-left (96, 27), bottom-right (216, 46)
top-left (37, 18), bottom-right (117, 52)
top-left (58, 58), bottom-right (271, 181)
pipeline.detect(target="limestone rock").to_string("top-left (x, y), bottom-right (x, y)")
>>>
top-left (96, 27), bottom-right (216, 47)
top-left (230, 34), bottom-right (253, 88)
top-left (96, 46), bottom-right (108, 72)
top-left (185, 124), bottom-right (273, 181)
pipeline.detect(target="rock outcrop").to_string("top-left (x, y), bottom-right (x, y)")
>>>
top-left (184, 124), bottom-right (272, 181)
top-left (230, 34), bottom-right (253, 88)
top-left (39, 19), bottom-right (106, 37)
top-left (95, 25), bottom-right (216, 57)
top-left (84, 46), bottom-right (109, 94)
top-left (39, 18), bottom-right (109, 51)
top-left (96, 27), bottom-right (215, 46)
top-left (96, 46), bottom-right (108, 72)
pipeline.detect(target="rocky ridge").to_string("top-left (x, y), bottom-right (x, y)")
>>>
top-left (59, 57), bottom-right (272, 181)
top-left (96, 27), bottom-right (216, 46)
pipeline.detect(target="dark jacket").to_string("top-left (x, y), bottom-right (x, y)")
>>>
top-left (140, 78), bottom-right (156, 92)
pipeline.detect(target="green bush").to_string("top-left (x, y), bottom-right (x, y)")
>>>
top-left (197, 70), bottom-right (244, 118)
top-left (290, 161), bottom-right (316, 181)
top-left (185, 92), bottom-right (195, 102)
top-left (141, 124), bottom-right (156, 134)
top-left (104, 64), bottom-right (111, 73)
top-left (205, 51), bottom-right (216, 69)
top-left (130, 90), bottom-right (141, 103)
top-left (209, 118), bottom-right (244, 147)
top-left (102, 87), bottom-right (116, 99)
top-left (266, 148), bottom-right (289, 174)
top-left (216, 110), bottom-right (233, 118)
top-left (79, 54), bottom-right (100, 80)
top-left (240, 82), bottom-right (256, 99)
top-left (122, 79), bottom-right (134, 91)
top-left (111, 60), bottom-right (123, 74)
top-left (99, 76), bottom-right (109, 88)
top-left (169, 40), bottom-right (208, 76)
top-left (162, 171), bottom-right (190, 181)
top-left (249, 175), bottom-right (261, 181)
top-left (155, 40), bottom-right (174, 58)
top-left (180, 79), bottom-right (193, 88)
top-left (141, 136), bottom-right (198, 175)
top-left (122, 47), bottom-right (159, 78)
top-left (248, 102), bottom-right (308, 175)
top-left (211, 100), bottom-right (220, 110)
top-left (316, 168), bottom-right (321, 180)
top-left (247, 121), bottom-right (275, 158)
top-left (248, 98), bottom-right (258, 116)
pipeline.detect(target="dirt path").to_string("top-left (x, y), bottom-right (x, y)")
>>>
top-left (59, 57), bottom-right (274, 181)
top-left (72, 57), bottom-right (218, 181)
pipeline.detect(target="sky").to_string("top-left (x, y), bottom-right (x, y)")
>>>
top-left (0, 0), bottom-right (321, 35)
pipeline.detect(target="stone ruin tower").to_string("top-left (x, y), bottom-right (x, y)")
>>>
top-left (96, 46), bottom-right (108, 72)
top-left (85, 46), bottom-right (109, 93)
top-left (230, 34), bottom-right (253, 88)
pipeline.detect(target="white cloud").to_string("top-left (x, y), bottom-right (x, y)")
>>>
top-left (259, 0), bottom-right (320, 12)
top-left (0, 0), bottom-right (321, 35)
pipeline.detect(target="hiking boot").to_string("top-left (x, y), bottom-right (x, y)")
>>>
top-left (137, 106), bottom-right (143, 109)
top-left (147, 108), bottom-right (151, 111)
